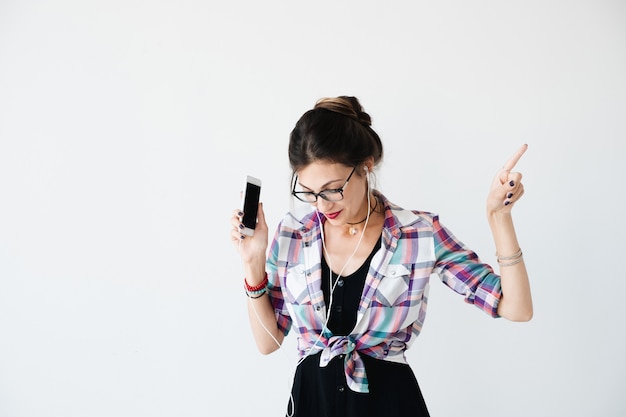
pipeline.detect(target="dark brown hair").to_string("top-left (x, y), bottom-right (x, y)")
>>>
top-left (288, 96), bottom-right (384, 175)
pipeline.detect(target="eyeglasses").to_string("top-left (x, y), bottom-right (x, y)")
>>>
top-left (292, 166), bottom-right (356, 203)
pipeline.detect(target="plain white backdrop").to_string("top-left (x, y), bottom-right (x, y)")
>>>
top-left (1, 1), bottom-right (625, 416)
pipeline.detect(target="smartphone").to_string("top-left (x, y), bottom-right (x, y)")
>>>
top-left (240, 175), bottom-right (262, 236)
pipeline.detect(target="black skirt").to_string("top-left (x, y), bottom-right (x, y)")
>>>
top-left (286, 239), bottom-right (430, 416)
top-left (288, 352), bottom-right (430, 417)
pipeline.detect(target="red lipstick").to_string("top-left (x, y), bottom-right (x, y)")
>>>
top-left (324, 211), bottom-right (341, 220)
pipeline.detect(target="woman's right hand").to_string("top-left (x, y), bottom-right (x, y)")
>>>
top-left (230, 202), bottom-right (269, 266)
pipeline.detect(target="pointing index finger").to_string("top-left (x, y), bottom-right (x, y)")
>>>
top-left (502, 144), bottom-right (528, 172)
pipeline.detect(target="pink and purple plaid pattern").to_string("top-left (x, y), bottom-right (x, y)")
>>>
top-left (266, 192), bottom-right (501, 393)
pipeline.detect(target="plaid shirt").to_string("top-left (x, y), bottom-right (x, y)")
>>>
top-left (266, 192), bottom-right (501, 393)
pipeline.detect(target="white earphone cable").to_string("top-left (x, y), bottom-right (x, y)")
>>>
top-left (298, 168), bottom-right (373, 365)
top-left (238, 239), bottom-right (295, 413)
top-left (240, 167), bottom-right (374, 416)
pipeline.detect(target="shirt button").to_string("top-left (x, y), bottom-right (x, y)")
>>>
top-left (335, 306), bottom-right (343, 313)
top-left (337, 279), bottom-right (344, 287)
top-left (337, 385), bottom-right (345, 393)
top-left (316, 306), bottom-right (322, 311)
top-left (391, 270), bottom-right (396, 276)
top-left (339, 354), bottom-right (345, 359)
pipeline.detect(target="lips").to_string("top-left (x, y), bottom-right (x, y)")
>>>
top-left (324, 211), bottom-right (342, 220)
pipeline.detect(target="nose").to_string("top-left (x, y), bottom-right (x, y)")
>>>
top-left (314, 198), bottom-right (333, 213)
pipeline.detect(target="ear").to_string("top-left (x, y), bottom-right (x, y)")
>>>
top-left (362, 157), bottom-right (375, 174)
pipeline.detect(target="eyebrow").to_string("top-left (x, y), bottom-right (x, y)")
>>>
top-left (297, 177), bottom-right (344, 191)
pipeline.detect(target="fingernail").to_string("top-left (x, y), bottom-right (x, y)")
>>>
top-left (237, 211), bottom-right (243, 217)
top-left (238, 224), bottom-right (245, 229)
top-left (504, 201), bottom-right (511, 206)
top-left (509, 180), bottom-right (515, 187)
top-left (240, 235), bottom-right (246, 240)
top-left (507, 192), bottom-right (513, 198)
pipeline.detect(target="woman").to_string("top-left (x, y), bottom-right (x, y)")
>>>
top-left (230, 96), bottom-right (532, 416)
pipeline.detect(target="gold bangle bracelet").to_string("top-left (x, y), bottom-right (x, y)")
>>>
top-left (496, 248), bottom-right (522, 262)
top-left (498, 256), bottom-right (524, 267)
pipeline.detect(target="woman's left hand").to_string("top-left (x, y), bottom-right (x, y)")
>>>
top-left (486, 144), bottom-right (527, 215)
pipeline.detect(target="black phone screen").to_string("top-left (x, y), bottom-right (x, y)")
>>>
top-left (242, 182), bottom-right (261, 229)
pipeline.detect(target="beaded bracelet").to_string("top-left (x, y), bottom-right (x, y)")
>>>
top-left (244, 274), bottom-right (268, 292)
top-left (244, 274), bottom-right (269, 298)
top-left (246, 287), bottom-right (267, 299)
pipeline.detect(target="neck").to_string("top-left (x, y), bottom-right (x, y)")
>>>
top-left (345, 194), bottom-right (379, 236)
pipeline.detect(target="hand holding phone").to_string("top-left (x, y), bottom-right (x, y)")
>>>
top-left (240, 175), bottom-right (262, 236)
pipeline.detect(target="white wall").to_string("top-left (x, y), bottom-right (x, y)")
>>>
top-left (1, 1), bottom-right (624, 416)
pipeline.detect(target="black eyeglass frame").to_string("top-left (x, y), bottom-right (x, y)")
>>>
top-left (291, 166), bottom-right (357, 203)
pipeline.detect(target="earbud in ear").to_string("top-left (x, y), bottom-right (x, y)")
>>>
top-left (364, 166), bottom-right (369, 173)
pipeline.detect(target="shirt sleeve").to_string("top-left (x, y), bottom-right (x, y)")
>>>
top-left (266, 222), bottom-right (293, 335)
top-left (431, 215), bottom-right (502, 317)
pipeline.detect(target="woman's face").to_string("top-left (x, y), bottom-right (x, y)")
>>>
top-left (295, 161), bottom-right (369, 225)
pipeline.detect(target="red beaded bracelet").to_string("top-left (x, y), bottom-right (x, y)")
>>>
top-left (244, 274), bottom-right (269, 293)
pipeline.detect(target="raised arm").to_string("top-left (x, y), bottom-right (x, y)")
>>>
top-left (230, 202), bottom-right (285, 353)
top-left (486, 144), bottom-right (533, 321)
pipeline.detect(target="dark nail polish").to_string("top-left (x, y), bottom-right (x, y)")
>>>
top-left (240, 234), bottom-right (246, 239)
top-left (238, 211), bottom-right (243, 217)
top-left (509, 180), bottom-right (515, 187)
top-left (504, 201), bottom-right (511, 206)
top-left (507, 193), bottom-right (513, 198)
top-left (238, 224), bottom-right (245, 229)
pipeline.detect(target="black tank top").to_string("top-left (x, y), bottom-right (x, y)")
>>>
top-left (320, 236), bottom-right (381, 335)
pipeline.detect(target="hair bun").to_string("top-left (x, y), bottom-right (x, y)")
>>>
top-left (314, 96), bottom-right (372, 126)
